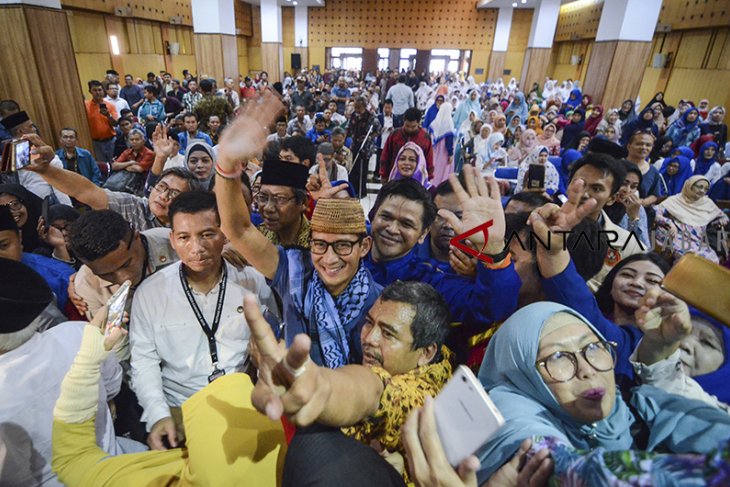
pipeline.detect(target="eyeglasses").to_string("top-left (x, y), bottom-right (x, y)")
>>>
top-left (0, 199), bottom-right (23, 212)
top-left (536, 340), bottom-right (617, 382)
top-left (310, 238), bottom-right (362, 256)
top-left (154, 181), bottom-right (183, 201)
top-left (255, 193), bottom-right (295, 207)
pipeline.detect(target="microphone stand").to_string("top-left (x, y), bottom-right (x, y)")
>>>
top-left (349, 121), bottom-right (375, 199)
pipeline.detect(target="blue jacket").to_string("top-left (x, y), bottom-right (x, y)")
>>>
top-left (364, 247), bottom-right (520, 327)
top-left (138, 99), bottom-right (166, 124)
top-left (55, 147), bottom-right (103, 186)
top-left (21, 252), bottom-right (75, 312)
top-left (376, 112), bottom-right (403, 147)
top-left (177, 131), bottom-right (213, 155)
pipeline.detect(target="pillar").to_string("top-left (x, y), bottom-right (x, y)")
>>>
top-left (191, 0), bottom-right (238, 83)
top-left (260, 0), bottom-right (283, 81)
top-left (293, 5), bottom-right (308, 70)
top-left (0, 0), bottom-right (93, 149)
top-left (583, 0), bottom-right (661, 109)
top-left (388, 49), bottom-right (400, 71)
top-left (414, 49), bottom-right (431, 76)
top-left (520, 0), bottom-right (560, 90)
top-left (487, 7), bottom-right (512, 83)
top-left (362, 49), bottom-right (378, 77)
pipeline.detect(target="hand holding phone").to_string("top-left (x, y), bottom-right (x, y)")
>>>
top-left (105, 280), bottom-right (131, 336)
top-left (433, 365), bottom-right (505, 467)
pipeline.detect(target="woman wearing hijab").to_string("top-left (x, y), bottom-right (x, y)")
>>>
top-left (559, 109), bottom-right (585, 149)
top-left (659, 156), bottom-right (693, 196)
top-left (474, 302), bottom-right (730, 484)
top-left (505, 92), bottom-right (529, 125)
top-left (429, 102), bottom-right (455, 187)
top-left (582, 105), bottom-right (604, 136)
top-left (388, 142), bottom-right (431, 189)
top-left (507, 128), bottom-right (538, 166)
top-left (617, 99), bottom-right (636, 126)
top-left (525, 115), bottom-right (542, 135)
top-left (514, 146), bottom-right (560, 194)
top-left (665, 107), bottom-right (702, 148)
top-left (490, 112), bottom-right (508, 136)
top-left (536, 122), bottom-right (561, 156)
top-left (414, 81), bottom-right (432, 112)
top-left (699, 106), bottom-right (727, 155)
top-left (648, 135), bottom-right (673, 166)
top-left (596, 108), bottom-right (621, 143)
top-left (656, 175), bottom-right (728, 263)
top-left (563, 88), bottom-right (582, 112)
top-left (620, 107), bottom-right (659, 145)
top-left (472, 124), bottom-right (492, 158)
top-left (708, 173), bottom-right (730, 202)
top-left (567, 130), bottom-right (591, 153)
top-left (0, 183), bottom-right (43, 253)
top-left (422, 94), bottom-right (443, 130)
top-left (477, 132), bottom-right (506, 177)
top-left (693, 141), bottom-right (722, 184)
top-left (451, 89), bottom-right (480, 132)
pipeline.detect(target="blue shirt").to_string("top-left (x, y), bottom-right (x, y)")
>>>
top-left (268, 246), bottom-right (382, 366)
top-left (137, 99), bottom-right (166, 124)
top-left (55, 147), bottom-right (103, 186)
top-left (363, 248), bottom-right (520, 327)
top-left (177, 131), bottom-right (213, 155)
top-left (332, 86), bottom-right (351, 114)
top-left (305, 127), bottom-right (331, 145)
top-left (21, 252), bottom-right (75, 312)
top-left (120, 84), bottom-right (145, 109)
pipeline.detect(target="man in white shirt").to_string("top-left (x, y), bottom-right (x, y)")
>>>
top-left (287, 105), bottom-right (313, 136)
top-left (385, 75), bottom-right (415, 117)
top-left (130, 190), bottom-right (278, 450)
top-left (0, 258), bottom-right (134, 487)
top-left (104, 83), bottom-right (130, 119)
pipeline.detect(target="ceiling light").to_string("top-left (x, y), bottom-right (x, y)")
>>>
top-left (521, 0), bottom-right (527, 3)
top-left (512, 2), bottom-right (517, 6)
top-left (293, 1), bottom-right (298, 4)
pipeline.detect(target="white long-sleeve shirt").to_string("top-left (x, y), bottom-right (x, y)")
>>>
top-left (386, 83), bottom-right (415, 116)
top-left (0, 322), bottom-right (121, 486)
top-left (129, 261), bottom-right (278, 429)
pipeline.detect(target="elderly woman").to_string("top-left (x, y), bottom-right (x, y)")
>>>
top-left (514, 146), bottom-right (560, 195)
top-left (655, 175), bottom-right (729, 263)
top-left (474, 302), bottom-right (730, 484)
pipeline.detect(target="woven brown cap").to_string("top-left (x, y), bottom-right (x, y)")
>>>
top-left (310, 198), bottom-right (366, 235)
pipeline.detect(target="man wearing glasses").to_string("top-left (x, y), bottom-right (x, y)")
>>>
top-left (20, 133), bottom-right (196, 231)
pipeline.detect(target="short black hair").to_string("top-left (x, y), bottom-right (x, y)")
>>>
top-left (379, 280), bottom-right (450, 359)
top-left (182, 111), bottom-right (198, 121)
top-left (264, 140), bottom-right (281, 162)
top-left (568, 152), bottom-right (627, 195)
top-left (432, 172), bottom-right (468, 200)
top-left (403, 107), bottom-right (422, 123)
top-left (159, 167), bottom-right (196, 190)
top-left (315, 116), bottom-right (325, 125)
top-left (331, 127), bottom-right (346, 137)
top-left (383, 99), bottom-right (393, 107)
top-left (87, 80), bottom-right (103, 90)
top-left (398, 75), bottom-right (407, 84)
top-left (144, 85), bottom-right (159, 97)
top-left (59, 127), bottom-right (77, 136)
top-left (505, 192), bottom-right (552, 213)
top-left (120, 108), bottom-right (133, 118)
top-left (0, 99), bottom-right (20, 117)
top-left (595, 252), bottom-right (671, 316)
top-left (620, 160), bottom-right (642, 187)
top-left (69, 210), bottom-right (132, 262)
top-left (199, 79), bottom-right (214, 93)
top-left (169, 190), bottom-right (219, 228)
top-left (370, 178), bottom-right (437, 231)
top-left (280, 136), bottom-right (316, 165)
top-left (106, 69), bottom-right (119, 76)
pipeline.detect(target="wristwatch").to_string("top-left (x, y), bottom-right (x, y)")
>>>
top-left (484, 246), bottom-right (510, 264)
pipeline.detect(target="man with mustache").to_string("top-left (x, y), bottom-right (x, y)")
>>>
top-left (129, 191), bottom-right (277, 451)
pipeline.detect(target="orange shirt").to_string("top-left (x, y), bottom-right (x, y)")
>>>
top-left (85, 100), bottom-right (118, 140)
top-left (116, 147), bottom-right (155, 171)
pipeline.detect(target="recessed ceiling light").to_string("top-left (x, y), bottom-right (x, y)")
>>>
top-left (512, 2), bottom-right (517, 6)
top-left (521, 0), bottom-right (527, 3)
top-left (293, 0), bottom-right (298, 4)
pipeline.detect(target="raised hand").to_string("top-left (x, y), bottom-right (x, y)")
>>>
top-left (529, 178), bottom-right (597, 256)
top-left (244, 294), bottom-right (329, 426)
top-left (218, 93), bottom-right (285, 173)
top-left (152, 123), bottom-right (176, 160)
top-left (635, 288), bottom-right (691, 346)
top-left (441, 165), bottom-right (505, 255)
top-left (307, 157), bottom-right (349, 201)
top-left (37, 217), bottom-right (66, 250)
top-left (20, 134), bottom-right (55, 173)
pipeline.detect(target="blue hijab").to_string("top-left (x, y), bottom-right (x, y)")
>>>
top-left (452, 92), bottom-right (481, 131)
top-left (693, 141), bottom-right (719, 176)
top-left (708, 176), bottom-right (730, 202)
top-left (506, 92), bottom-right (529, 125)
top-left (691, 309), bottom-right (730, 405)
top-left (565, 89), bottom-right (582, 110)
top-left (620, 107), bottom-right (658, 145)
top-left (659, 156), bottom-right (693, 195)
top-left (475, 302), bottom-right (730, 483)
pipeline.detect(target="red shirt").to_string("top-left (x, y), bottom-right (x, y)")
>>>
top-left (379, 127), bottom-right (434, 178)
top-left (116, 146), bottom-right (155, 171)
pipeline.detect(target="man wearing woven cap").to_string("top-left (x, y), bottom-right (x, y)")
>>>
top-left (215, 101), bottom-right (383, 367)
top-left (256, 159), bottom-right (312, 247)
top-left (0, 257), bottom-right (136, 486)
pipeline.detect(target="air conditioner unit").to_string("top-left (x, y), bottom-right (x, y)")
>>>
top-left (169, 16), bottom-right (183, 25)
top-left (114, 6), bottom-right (132, 17)
top-left (656, 23), bottom-right (672, 33)
top-left (652, 53), bottom-right (668, 68)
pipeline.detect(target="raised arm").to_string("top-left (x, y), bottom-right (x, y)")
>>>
top-left (245, 294), bottom-right (383, 427)
top-left (22, 134), bottom-right (109, 209)
top-left (215, 94), bottom-right (285, 280)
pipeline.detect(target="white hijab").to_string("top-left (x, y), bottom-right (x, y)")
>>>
top-left (430, 102), bottom-right (455, 141)
top-left (659, 176), bottom-right (725, 227)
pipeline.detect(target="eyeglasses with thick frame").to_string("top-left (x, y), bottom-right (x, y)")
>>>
top-left (255, 193), bottom-right (296, 207)
top-left (0, 199), bottom-right (23, 212)
top-left (154, 181), bottom-right (183, 201)
top-left (310, 237), bottom-right (364, 256)
top-left (535, 340), bottom-right (617, 383)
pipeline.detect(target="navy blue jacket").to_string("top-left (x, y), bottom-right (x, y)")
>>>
top-left (55, 147), bottom-right (103, 186)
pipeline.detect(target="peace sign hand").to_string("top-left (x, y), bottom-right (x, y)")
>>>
top-left (306, 156), bottom-right (349, 201)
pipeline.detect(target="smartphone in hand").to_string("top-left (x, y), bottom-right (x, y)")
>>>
top-left (433, 365), bottom-right (505, 467)
top-left (105, 280), bottom-right (131, 335)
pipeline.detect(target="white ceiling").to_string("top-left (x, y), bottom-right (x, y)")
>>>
top-left (477, 0), bottom-right (582, 8)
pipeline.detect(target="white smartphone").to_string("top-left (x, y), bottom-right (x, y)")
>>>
top-left (104, 280), bottom-right (131, 335)
top-left (433, 365), bottom-right (505, 467)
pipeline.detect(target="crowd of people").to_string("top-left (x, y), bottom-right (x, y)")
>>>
top-left (1, 64), bottom-right (729, 487)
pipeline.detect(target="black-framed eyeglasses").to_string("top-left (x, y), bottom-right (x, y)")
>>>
top-left (154, 181), bottom-right (182, 200)
top-left (536, 340), bottom-right (617, 382)
top-left (255, 193), bottom-right (295, 207)
top-left (310, 237), bottom-right (363, 256)
top-left (0, 199), bottom-right (23, 212)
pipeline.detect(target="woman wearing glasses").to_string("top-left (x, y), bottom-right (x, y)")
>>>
top-left (470, 302), bottom-right (730, 486)
top-left (0, 183), bottom-right (43, 252)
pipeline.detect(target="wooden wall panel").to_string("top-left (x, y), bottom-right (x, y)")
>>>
top-left (235, 0), bottom-right (253, 37)
top-left (665, 68), bottom-right (730, 111)
top-left (282, 6), bottom-right (295, 48)
top-left (61, 0), bottom-right (193, 26)
top-left (238, 35), bottom-right (250, 76)
top-left (221, 34), bottom-right (239, 80)
top-left (674, 30), bottom-right (713, 69)
top-left (555, 0), bottom-right (603, 42)
top-left (581, 40), bottom-right (617, 103)
top-left (0, 6), bottom-right (93, 149)
top-left (521, 47), bottom-right (552, 90)
top-left (502, 8), bottom-right (533, 84)
top-left (308, 0), bottom-right (497, 51)
top-left (261, 42), bottom-right (283, 82)
top-left (549, 40), bottom-right (591, 84)
top-left (486, 51), bottom-right (506, 83)
top-left (601, 40), bottom-right (653, 110)
top-left (658, 0), bottom-right (730, 30)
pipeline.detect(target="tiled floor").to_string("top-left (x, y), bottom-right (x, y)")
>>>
top-left (360, 154), bottom-right (381, 216)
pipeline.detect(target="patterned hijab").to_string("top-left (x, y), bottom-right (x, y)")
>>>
top-left (389, 142), bottom-right (431, 189)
